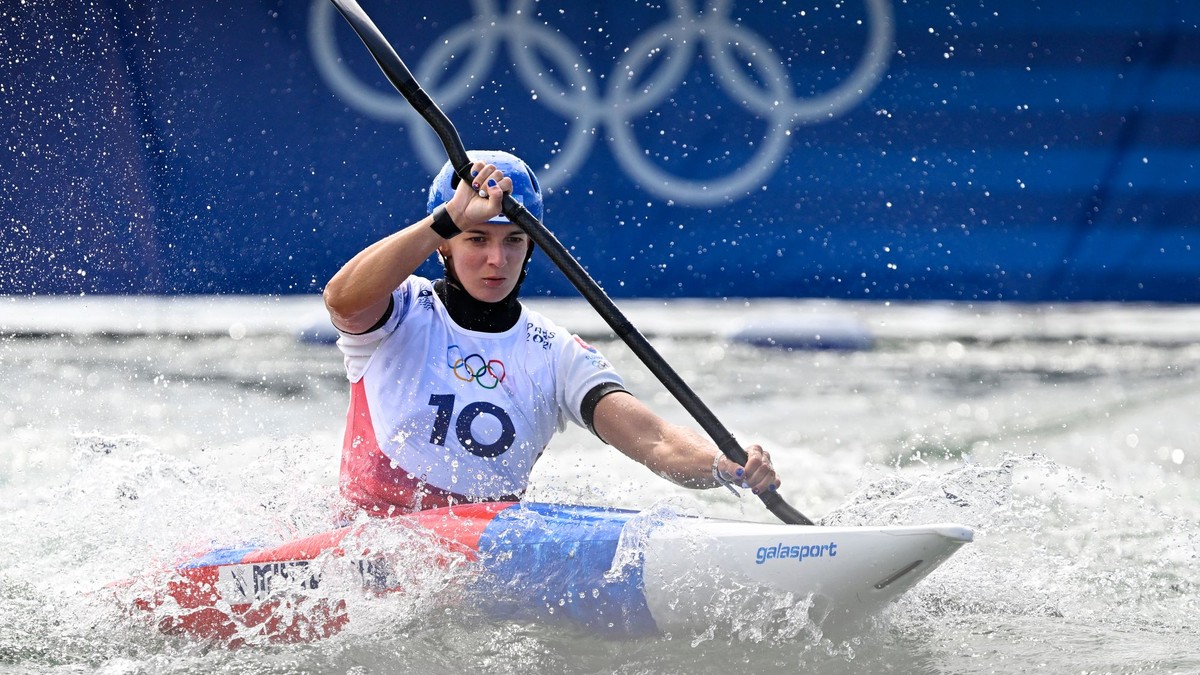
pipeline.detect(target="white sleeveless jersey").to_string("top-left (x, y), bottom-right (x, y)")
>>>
top-left (335, 276), bottom-right (623, 500)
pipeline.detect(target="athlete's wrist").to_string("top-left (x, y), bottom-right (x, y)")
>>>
top-left (712, 453), bottom-right (742, 497)
top-left (429, 204), bottom-right (461, 239)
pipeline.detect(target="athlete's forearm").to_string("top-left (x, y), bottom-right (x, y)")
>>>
top-left (323, 218), bottom-right (445, 333)
top-left (593, 392), bottom-right (727, 489)
top-left (651, 424), bottom-right (729, 489)
top-left (593, 392), bottom-right (780, 493)
top-left (647, 430), bottom-right (781, 494)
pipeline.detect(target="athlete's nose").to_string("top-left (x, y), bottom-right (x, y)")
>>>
top-left (486, 241), bottom-right (508, 267)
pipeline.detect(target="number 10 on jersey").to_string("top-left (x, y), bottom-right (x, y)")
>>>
top-left (427, 394), bottom-right (516, 458)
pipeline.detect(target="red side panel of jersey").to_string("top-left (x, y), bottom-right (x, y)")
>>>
top-left (340, 379), bottom-right (480, 515)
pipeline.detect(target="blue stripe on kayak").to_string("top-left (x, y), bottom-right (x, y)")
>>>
top-left (180, 545), bottom-right (260, 569)
top-left (473, 503), bottom-right (659, 637)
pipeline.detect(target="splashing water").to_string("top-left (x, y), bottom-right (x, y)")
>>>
top-left (2, 299), bottom-right (1198, 673)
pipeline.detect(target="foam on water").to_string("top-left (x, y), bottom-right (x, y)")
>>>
top-left (823, 454), bottom-right (1198, 673)
top-left (1, 298), bottom-right (1197, 673)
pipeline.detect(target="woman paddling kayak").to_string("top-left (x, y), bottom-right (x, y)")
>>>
top-left (322, 150), bottom-right (782, 516)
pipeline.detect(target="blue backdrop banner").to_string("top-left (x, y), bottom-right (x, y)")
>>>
top-left (3, 0), bottom-right (1198, 300)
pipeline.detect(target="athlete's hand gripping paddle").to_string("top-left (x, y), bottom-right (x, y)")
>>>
top-left (327, 0), bottom-right (814, 526)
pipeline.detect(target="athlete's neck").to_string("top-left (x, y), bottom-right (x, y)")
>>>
top-left (435, 278), bottom-right (522, 332)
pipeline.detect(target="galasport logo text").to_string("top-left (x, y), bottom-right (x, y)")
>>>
top-left (755, 541), bottom-right (839, 565)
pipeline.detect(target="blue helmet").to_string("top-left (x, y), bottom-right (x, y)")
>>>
top-left (426, 150), bottom-right (543, 224)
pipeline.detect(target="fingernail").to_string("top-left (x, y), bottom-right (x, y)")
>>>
top-left (472, 182), bottom-right (480, 190)
top-left (487, 179), bottom-right (497, 187)
top-left (471, 170), bottom-right (479, 177)
top-left (768, 484), bottom-right (777, 492)
top-left (735, 468), bottom-right (744, 477)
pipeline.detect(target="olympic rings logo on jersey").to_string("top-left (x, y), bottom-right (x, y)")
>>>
top-left (447, 345), bottom-right (506, 389)
top-left (307, 0), bottom-right (894, 206)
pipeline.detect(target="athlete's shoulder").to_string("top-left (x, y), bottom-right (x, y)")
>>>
top-left (393, 275), bottom-right (440, 317)
top-left (520, 305), bottom-right (573, 350)
top-left (399, 274), bottom-right (436, 298)
top-left (520, 308), bottom-right (612, 366)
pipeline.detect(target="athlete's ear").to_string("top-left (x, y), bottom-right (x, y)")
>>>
top-left (437, 248), bottom-right (456, 277)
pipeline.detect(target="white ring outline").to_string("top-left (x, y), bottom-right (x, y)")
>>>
top-left (309, 0), bottom-right (894, 206)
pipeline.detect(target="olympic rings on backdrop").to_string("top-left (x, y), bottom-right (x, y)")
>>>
top-left (308, 0), bottom-right (895, 206)
top-left (446, 345), bottom-right (506, 389)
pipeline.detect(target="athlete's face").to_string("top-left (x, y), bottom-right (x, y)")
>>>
top-left (441, 223), bottom-right (530, 303)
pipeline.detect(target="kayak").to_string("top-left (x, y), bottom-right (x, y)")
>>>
top-left (118, 501), bottom-right (973, 645)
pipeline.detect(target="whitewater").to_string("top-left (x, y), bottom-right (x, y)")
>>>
top-left (1, 296), bottom-right (1196, 674)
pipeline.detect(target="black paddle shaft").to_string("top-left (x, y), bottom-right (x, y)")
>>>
top-left (328, 0), bottom-right (814, 526)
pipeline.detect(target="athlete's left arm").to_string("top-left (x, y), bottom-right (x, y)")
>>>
top-left (590, 391), bottom-right (781, 494)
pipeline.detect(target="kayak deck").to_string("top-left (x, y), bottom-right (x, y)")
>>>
top-left (115, 502), bottom-right (973, 645)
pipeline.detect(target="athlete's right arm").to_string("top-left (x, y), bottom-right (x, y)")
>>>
top-left (323, 218), bottom-right (447, 334)
top-left (323, 161), bottom-right (512, 334)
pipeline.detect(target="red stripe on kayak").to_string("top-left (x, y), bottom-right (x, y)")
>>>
top-left (408, 501), bottom-right (517, 554)
top-left (233, 501), bottom-right (516, 565)
top-left (241, 528), bottom-right (356, 564)
top-left (127, 503), bottom-right (518, 646)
